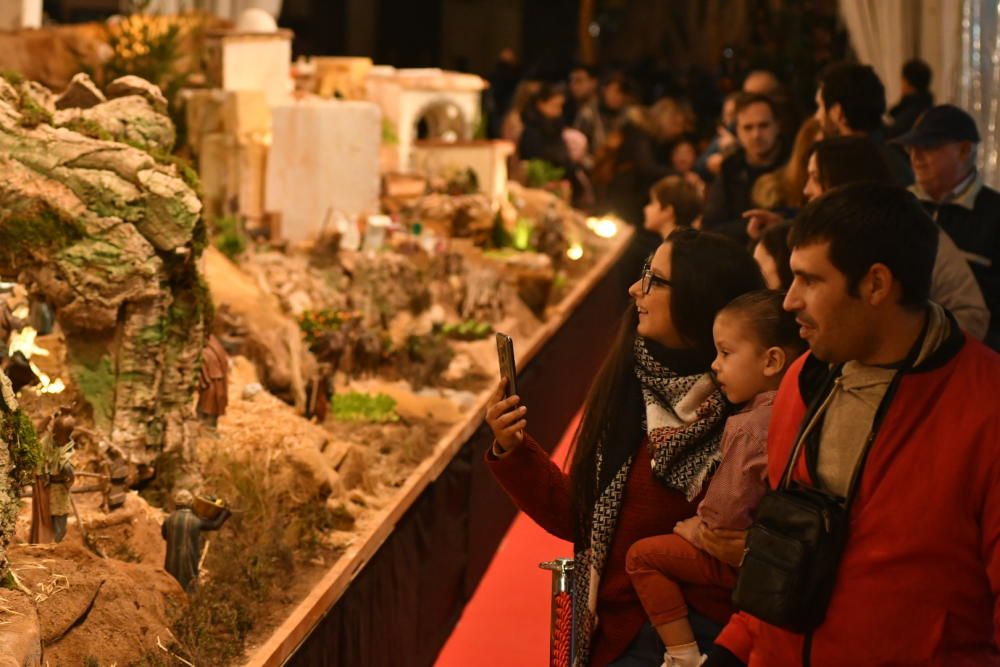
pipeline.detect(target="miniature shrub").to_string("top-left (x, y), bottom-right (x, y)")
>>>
top-left (331, 392), bottom-right (400, 423)
top-left (524, 159), bottom-right (566, 188)
top-left (437, 320), bottom-right (493, 341)
top-left (213, 215), bottom-right (246, 261)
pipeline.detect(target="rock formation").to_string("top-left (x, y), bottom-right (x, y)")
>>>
top-left (0, 73), bottom-right (207, 469)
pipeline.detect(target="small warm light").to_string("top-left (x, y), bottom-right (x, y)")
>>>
top-left (566, 243), bottom-right (584, 261)
top-left (586, 216), bottom-right (620, 239)
top-left (8, 327), bottom-right (66, 394)
top-left (513, 218), bottom-right (533, 250)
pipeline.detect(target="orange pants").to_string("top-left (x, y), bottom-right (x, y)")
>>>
top-left (625, 533), bottom-right (738, 626)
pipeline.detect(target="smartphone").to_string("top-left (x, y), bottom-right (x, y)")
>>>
top-left (495, 332), bottom-right (518, 398)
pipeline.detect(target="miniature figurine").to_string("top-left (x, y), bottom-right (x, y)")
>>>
top-left (29, 411), bottom-right (76, 544)
top-left (197, 334), bottom-right (229, 428)
top-left (162, 489), bottom-right (232, 592)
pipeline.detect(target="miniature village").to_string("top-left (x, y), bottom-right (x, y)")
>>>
top-left (0, 8), bottom-right (627, 666)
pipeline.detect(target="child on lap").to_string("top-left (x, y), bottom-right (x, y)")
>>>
top-left (626, 290), bottom-right (806, 667)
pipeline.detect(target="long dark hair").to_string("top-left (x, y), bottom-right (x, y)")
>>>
top-left (758, 221), bottom-right (794, 290)
top-left (811, 136), bottom-right (893, 191)
top-left (567, 230), bottom-right (765, 541)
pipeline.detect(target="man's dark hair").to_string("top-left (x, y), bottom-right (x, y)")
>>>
top-left (819, 63), bottom-right (886, 133)
top-left (902, 58), bottom-right (932, 93)
top-left (734, 92), bottom-right (778, 121)
top-left (789, 182), bottom-right (938, 309)
top-left (810, 136), bottom-right (893, 191)
top-left (570, 63), bottom-right (598, 78)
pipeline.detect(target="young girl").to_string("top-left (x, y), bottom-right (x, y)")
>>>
top-left (643, 175), bottom-right (703, 240)
top-left (625, 290), bottom-right (805, 667)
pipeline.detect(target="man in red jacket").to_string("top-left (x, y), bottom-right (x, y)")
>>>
top-left (706, 182), bottom-right (1000, 666)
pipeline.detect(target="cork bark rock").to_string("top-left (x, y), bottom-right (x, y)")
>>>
top-left (0, 73), bottom-right (206, 468)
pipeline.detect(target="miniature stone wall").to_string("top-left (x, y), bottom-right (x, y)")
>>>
top-left (0, 73), bottom-right (206, 468)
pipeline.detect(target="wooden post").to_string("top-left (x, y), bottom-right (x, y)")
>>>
top-left (578, 0), bottom-right (597, 65)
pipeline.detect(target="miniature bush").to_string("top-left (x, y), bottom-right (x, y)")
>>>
top-left (331, 392), bottom-right (400, 423)
top-left (438, 320), bottom-right (493, 341)
top-left (213, 215), bottom-right (246, 261)
top-left (524, 159), bottom-right (566, 188)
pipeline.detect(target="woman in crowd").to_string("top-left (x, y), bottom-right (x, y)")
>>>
top-left (501, 79), bottom-right (542, 146)
top-left (485, 230), bottom-right (765, 666)
top-left (601, 98), bottom-right (695, 228)
top-left (517, 82), bottom-right (572, 172)
top-left (805, 136), bottom-right (989, 339)
top-left (752, 221), bottom-right (794, 290)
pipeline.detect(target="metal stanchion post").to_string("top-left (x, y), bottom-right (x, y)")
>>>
top-left (539, 558), bottom-right (575, 667)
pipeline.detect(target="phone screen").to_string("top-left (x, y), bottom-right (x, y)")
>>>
top-left (495, 333), bottom-right (517, 397)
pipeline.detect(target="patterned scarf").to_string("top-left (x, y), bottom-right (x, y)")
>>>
top-left (571, 337), bottom-right (727, 666)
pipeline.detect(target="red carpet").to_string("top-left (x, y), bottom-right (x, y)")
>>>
top-left (435, 415), bottom-right (579, 667)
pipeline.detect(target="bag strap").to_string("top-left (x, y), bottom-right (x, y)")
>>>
top-left (777, 364), bottom-right (842, 490)
top-left (779, 314), bottom-right (930, 499)
top-left (841, 314), bottom-right (929, 510)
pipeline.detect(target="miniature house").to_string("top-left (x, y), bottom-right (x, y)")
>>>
top-left (205, 25), bottom-right (293, 107)
top-left (410, 139), bottom-right (515, 201)
top-left (265, 99), bottom-right (382, 242)
top-left (365, 67), bottom-right (488, 173)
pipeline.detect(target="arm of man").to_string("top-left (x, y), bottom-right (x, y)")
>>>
top-left (932, 229), bottom-right (990, 340)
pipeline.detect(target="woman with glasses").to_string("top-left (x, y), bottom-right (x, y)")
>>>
top-left (485, 229), bottom-right (765, 666)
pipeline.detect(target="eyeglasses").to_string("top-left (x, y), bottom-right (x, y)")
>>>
top-left (640, 262), bottom-right (672, 295)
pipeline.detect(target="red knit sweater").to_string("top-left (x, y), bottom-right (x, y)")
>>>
top-left (487, 435), bottom-right (733, 666)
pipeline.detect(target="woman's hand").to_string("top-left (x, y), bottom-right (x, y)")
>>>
top-left (698, 525), bottom-right (748, 567)
top-left (485, 382), bottom-right (528, 454)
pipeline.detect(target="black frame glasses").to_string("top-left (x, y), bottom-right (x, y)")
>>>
top-left (640, 263), bottom-right (672, 295)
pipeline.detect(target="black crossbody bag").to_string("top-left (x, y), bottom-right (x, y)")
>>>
top-left (732, 323), bottom-right (927, 651)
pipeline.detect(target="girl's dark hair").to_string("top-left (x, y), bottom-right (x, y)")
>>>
top-left (758, 221), bottom-right (794, 289)
top-left (719, 289), bottom-right (805, 356)
top-left (666, 228), bottom-right (767, 362)
top-left (810, 136), bottom-right (893, 192)
top-left (567, 230), bottom-right (765, 541)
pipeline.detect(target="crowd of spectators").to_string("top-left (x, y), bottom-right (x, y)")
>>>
top-left (483, 51), bottom-right (1000, 667)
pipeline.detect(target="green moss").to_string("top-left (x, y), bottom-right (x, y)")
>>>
top-left (212, 215), bottom-right (246, 261)
top-left (71, 355), bottom-right (116, 431)
top-left (58, 117), bottom-right (114, 142)
top-left (331, 392), bottom-right (400, 423)
top-left (4, 410), bottom-right (41, 487)
top-left (0, 70), bottom-right (24, 86)
top-left (17, 93), bottom-right (53, 129)
top-left (0, 201), bottom-right (86, 269)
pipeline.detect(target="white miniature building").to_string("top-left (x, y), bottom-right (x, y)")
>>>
top-left (205, 24), bottom-right (293, 107)
top-left (0, 0), bottom-right (41, 29)
top-left (410, 140), bottom-right (515, 202)
top-left (365, 67), bottom-right (488, 174)
top-left (265, 99), bottom-right (382, 242)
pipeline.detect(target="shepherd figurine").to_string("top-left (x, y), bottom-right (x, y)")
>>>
top-left (197, 334), bottom-right (229, 429)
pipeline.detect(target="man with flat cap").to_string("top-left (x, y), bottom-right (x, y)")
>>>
top-left (896, 104), bottom-right (1000, 349)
